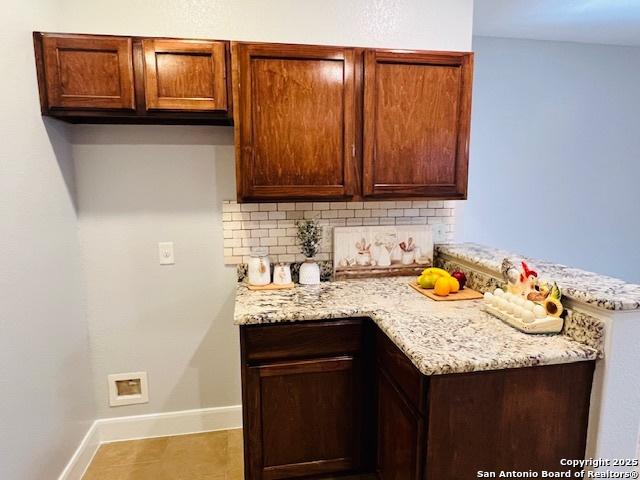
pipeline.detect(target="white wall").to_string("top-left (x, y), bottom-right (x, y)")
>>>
top-left (0, 1), bottom-right (96, 479)
top-left (463, 36), bottom-right (640, 283)
top-left (62, 0), bottom-right (474, 418)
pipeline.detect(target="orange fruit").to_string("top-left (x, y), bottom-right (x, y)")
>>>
top-left (434, 277), bottom-right (451, 296)
top-left (448, 277), bottom-right (460, 293)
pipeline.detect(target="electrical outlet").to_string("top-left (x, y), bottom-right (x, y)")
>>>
top-left (108, 372), bottom-right (149, 407)
top-left (158, 242), bottom-right (174, 265)
top-left (432, 224), bottom-right (447, 243)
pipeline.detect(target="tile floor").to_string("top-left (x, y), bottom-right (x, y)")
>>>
top-left (82, 429), bottom-right (243, 480)
top-left (82, 429), bottom-right (373, 479)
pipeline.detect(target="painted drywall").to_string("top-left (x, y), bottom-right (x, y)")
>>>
top-left (462, 36), bottom-right (640, 283)
top-left (63, 0), bottom-right (474, 418)
top-left (73, 126), bottom-right (240, 417)
top-left (0, 1), bottom-right (96, 479)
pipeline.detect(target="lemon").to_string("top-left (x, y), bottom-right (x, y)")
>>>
top-left (448, 277), bottom-right (460, 293)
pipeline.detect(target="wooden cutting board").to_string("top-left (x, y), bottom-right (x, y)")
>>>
top-left (247, 282), bottom-right (295, 291)
top-left (409, 281), bottom-right (484, 301)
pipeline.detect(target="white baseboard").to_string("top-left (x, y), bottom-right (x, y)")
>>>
top-left (57, 422), bottom-right (101, 480)
top-left (59, 405), bottom-right (242, 480)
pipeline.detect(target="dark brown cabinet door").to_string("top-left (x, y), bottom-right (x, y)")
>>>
top-left (426, 362), bottom-right (595, 479)
top-left (41, 34), bottom-right (134, 110)
top-left (142, 39), bottom-right (227, 112)
top-left (376, 367), bottom-right (423, 480)
top-left (233, 42), bottom-right (358, 201)
top-left (244, 356), bottom-right (363, 479)
top-left (363, 49), bottom-right (473, 199)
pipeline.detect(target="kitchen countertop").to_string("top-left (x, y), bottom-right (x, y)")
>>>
top-left (234, 276), bottom-right (598, 376)
top-left (436, 243), bottom-right (640, 311)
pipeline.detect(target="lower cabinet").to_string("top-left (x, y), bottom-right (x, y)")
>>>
top-left (240, 319), bottom-right (370, 479)
top-left (240, 319), bottom-right (595, 480)
top-left (376, 367), bottom-right (423, 480)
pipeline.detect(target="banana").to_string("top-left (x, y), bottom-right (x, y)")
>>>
top-left (421, 267), bottom-right (451, 278)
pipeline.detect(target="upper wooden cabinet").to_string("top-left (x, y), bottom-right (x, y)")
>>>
top-left (232, 43), bottom-right (473, 202)
top-left (33, 34), bottom-right (474, 200)
top-left (39, 34), bottom-right (135, 111)
top-left (232, 42), bottom-right (358, 201)
top-left (363, 49), bottom-right (473, 199)
top-left (142, 39), bottom-right (228, 112)
top-left (33, 32), bottom-right (232, 124)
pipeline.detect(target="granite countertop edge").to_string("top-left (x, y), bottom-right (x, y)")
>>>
top-left (435, 243), bottom-right (640, 312)
top-left (234, 278), bottom-right (598, 377)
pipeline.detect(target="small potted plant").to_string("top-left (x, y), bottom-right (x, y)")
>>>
top-left (295, 219), bottom-right (322, 284)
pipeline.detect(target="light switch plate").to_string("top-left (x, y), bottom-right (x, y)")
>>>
top-left (158, 242), bottom-right (174, 265)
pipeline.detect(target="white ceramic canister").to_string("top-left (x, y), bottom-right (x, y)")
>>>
top-left (273, 263), bottom-right (292, 285)
top-left (248, 247), bottom-right (271, 286)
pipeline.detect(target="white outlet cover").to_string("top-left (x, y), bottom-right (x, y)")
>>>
top-left (108, 371), bottom-right (149, 407)
top-left (432, 224), bottom-right (447, 242)
top-left (158, 242), bottom-right (174, 265)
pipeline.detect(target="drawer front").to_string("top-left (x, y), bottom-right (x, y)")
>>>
top-left (242, 319), bottom-right (365, 363)
top-left (376, 328), bottom-right (426, 413)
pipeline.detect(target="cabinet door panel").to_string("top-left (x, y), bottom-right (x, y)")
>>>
top-left (426, 362), bottom-right (595, 478)
top-left (377, 367), bottom-right (423, 480)
top-left (143, 39), bottom-right (227, 111)
top-left (363, 50), bottom-right (473, 199)
top-left (245, 356), bottom-right (362, 479)
top-left (42, 35), bottom-right (134, 110)
top-left (233, 42), bottom-right (357, 201)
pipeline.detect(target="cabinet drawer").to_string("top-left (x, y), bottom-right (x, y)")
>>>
top-left (376, 328), bottom-right (426, 413)
top-left (242, 319), bottom-right (365, 363)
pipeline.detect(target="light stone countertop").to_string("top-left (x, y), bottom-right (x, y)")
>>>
top-left (436, 243), bottom-right (640, 311)
top-left (234, 276), bottom-right (598, 376)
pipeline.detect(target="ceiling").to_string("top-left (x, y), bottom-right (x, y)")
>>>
top-left (474, 0), bottom-right (640, 47)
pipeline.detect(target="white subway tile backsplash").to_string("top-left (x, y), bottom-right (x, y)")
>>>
top-left (259, 220), bottom-right (278, 229)
top-left (304, 210), bottom-right (322, 219)
top-left (286, 210), bottom-right (304, 220)
top-left (250, 211), bottom-right (268, 221)
top-left (250, 229), bottom-right (268, 238)
top-left (277, 203), bottom-right (296, 211)
top-left (240, 203), bottom-right (260, 212)
top-left (260, 237), bottom-right (277, 246)
top-left (259, 203), bottom-right (278, 212)
top-left (232, 212), bottom-right (250, 221)
top-left (221, 200), bottom-right (457, 265)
